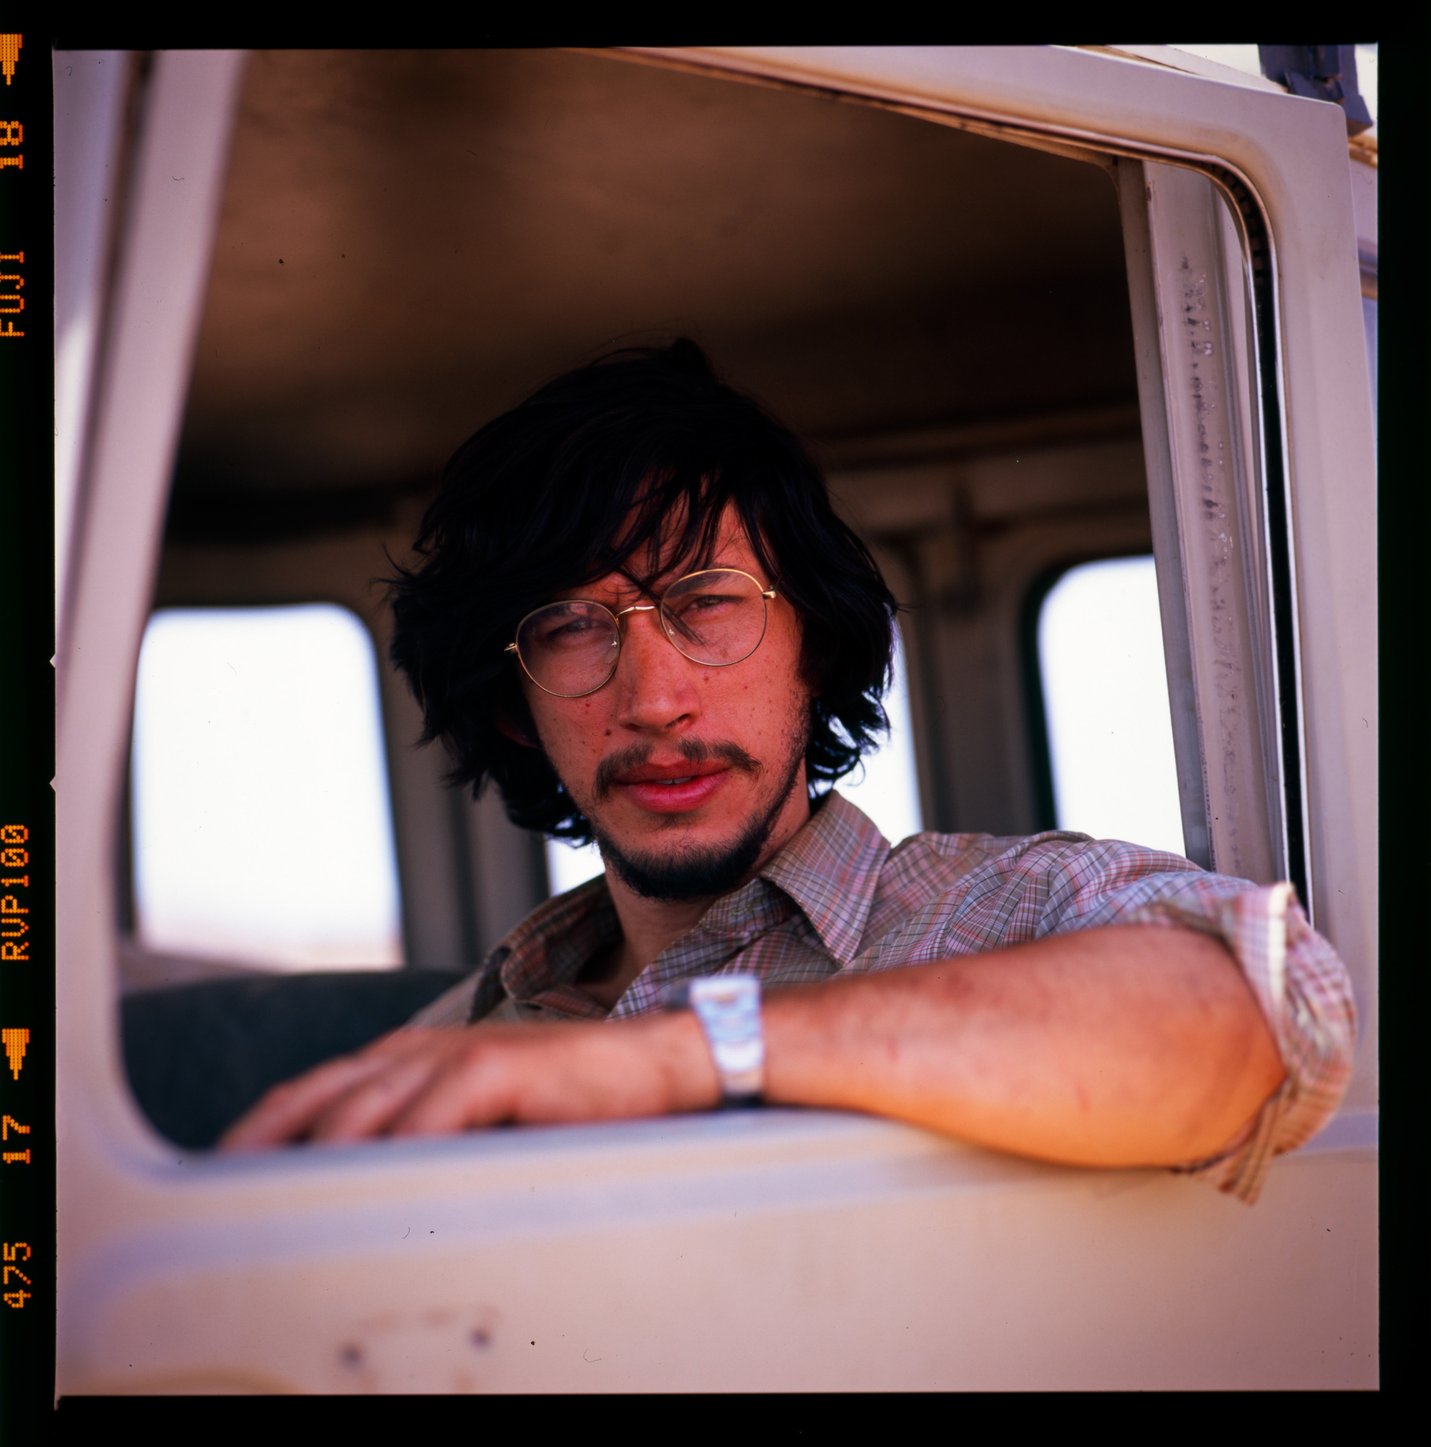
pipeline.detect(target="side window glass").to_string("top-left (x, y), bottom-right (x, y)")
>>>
top-left (130, 604), bottom-right (404, 970)
top-left (1036, 556), bottom-right (1184, 855)
top-left (543, 627), bottom-right (925, 894)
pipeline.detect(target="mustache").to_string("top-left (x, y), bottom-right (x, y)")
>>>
top-left (594, 739), bottom-right (762, 799)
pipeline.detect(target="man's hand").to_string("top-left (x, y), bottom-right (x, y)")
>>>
top-left (219, 1013), bottom-right (718, 1150)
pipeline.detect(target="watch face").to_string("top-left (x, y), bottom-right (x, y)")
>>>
top-left (691, 976), bottom-right (764, 1100)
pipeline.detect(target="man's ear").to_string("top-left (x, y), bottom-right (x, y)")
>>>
top-left (495, 707), bottom-right (540, 749)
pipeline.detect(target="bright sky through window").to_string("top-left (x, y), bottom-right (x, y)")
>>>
top-left (1038, 556), bottom-right (1184, 855)
top-left (131, 605), bottom-right (404, 969)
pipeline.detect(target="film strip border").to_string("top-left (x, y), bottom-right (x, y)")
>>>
top-left (0, 25), bottom-right (55, 1440)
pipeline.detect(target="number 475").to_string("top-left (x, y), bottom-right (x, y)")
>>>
top-left (4, 1242), bottom-right (30, 1308)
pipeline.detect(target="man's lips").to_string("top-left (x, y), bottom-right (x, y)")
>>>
top-left (617, 770), bottom-right (730, 813)
top-left (595, 740), bottom-right (761, 801)
top-left (612, 760), bottom-right (727, 787)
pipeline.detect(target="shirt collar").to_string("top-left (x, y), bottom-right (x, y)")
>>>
top-left (486, 876), bottom-right (620, 1006)
top-left (754, 790), bottom-right (891, 965)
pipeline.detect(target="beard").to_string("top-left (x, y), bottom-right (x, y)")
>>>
top-left (587, 731), bottom-right (810, 903)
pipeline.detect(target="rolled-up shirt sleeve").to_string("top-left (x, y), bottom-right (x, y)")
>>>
top-left (1118, 876), bottom-right (1356, 1201)
top-left (1010, 837), bottom-right (1355, 1201)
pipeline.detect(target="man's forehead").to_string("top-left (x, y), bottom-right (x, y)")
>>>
top-left (567, 507), bottom-right (765, 597)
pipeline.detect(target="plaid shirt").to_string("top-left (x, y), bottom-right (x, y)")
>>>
top-left (410, 792), bottom-right (1355, 1201)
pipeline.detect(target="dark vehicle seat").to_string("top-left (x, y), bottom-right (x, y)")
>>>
top-left (122, 970), bottom-right (464, 1148)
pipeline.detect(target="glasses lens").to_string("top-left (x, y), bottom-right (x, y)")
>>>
top-left (661, 570), bottom-right (767, 666)
top-left (515, 601), bottom-right (619, 696)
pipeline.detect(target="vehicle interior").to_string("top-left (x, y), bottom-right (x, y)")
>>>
top-left (120, 48), bottom-right (1172, 1145)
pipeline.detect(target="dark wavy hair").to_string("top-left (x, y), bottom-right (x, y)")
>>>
top-left (388, 339), bottom-right (897, 842)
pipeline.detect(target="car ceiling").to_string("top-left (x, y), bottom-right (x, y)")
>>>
top-left (171, 48), bottom-right (1138, 521)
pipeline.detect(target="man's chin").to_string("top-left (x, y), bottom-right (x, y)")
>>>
top-left (595, 828), bottom-right (769, 902)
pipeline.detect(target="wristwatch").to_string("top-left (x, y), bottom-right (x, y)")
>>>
top-left (669, 974), bottom-right (764, 1107)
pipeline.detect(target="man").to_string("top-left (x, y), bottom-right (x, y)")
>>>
top-left (223, 340), bottom-right (1354, 1202)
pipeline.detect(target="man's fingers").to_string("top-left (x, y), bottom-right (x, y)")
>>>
top-left (218, 1031), bottom-right (436, 1149)
top-left (218, 1058), bottom-right (370, 1150)
top-left (385, 1046), bottom-right (520, 1135)
top-left (305, 1050), bottom-right (449, 1142)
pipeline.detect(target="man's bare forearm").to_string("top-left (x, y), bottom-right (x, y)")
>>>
top-left (758, 923), bottom-right (1284, 1168)
top-left (222, 922), bottom-right (1282, 1168)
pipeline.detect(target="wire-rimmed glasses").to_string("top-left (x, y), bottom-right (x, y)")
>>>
top-left (506, 568), bottom-right (778, 698)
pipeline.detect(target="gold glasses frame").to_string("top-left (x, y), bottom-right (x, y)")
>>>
top-left (506, 567), bottom-right (779, 698)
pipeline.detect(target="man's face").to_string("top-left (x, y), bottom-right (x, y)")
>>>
top-left (518, 515), bottom-right (813, 901)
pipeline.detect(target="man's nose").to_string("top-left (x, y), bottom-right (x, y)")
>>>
top-left (611, 606), bottom-right (698, 730)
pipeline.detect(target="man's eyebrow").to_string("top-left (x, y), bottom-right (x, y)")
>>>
top-left (554, 527), bottom-right (756, 603)
top-left (565, 559), bottom-right (723, 602)
top-left (553, 573), bottom-right (649, 605)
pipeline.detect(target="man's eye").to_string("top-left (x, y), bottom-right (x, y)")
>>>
top-left (536, 612), bottom-right (608, 648)
top-left (675, 592), bottom-right (735, 618)
top-left (666, 592), bottom-right (742, 645)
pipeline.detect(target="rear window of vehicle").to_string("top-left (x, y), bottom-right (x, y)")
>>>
top-left (130, 604), bottom-right (404, 969)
